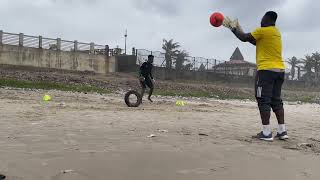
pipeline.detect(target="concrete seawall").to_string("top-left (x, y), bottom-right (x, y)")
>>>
top-left (0, 44), bottom-right (116, 74)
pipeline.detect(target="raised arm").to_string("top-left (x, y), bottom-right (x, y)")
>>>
top-left (223, 17), bottom-right (256, 46)
top-left (231, 28), bottom-right (256, 46)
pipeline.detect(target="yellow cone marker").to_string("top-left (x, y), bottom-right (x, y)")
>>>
top-left (176, 100), bottom-right (185, 106)
top-left (43, 94), bottom-right (52, 101)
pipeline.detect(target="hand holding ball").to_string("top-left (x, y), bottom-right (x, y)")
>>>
top-left (210, 12), bottom-right (243, 31)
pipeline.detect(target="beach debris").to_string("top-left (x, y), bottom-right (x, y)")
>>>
top-left (158, 129), bottom-right (169, 133)
top-left (198, 133), bottom-right (209, 136)
top-left (61, 170), bottom-right (74, 174)
top-left (147, 134), bottom-right (156, 138)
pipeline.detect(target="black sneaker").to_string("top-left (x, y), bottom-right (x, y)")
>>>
top-left (275, 131), bottom-right (289, 140)
top-left (253, 131), bottom-right (273, 141)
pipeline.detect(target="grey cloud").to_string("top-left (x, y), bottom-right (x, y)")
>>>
top-left (212, 0), bottom-right (288, 29)
top-left (279, 0), bottom-right (320, 32)
top-left (0, 0), bottom-right (318, 63)
top-left (133, 0), bottom-right (183, 16)
top-left (50, 0), bottom-right (98, 4)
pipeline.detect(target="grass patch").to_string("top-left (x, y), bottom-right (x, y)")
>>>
top-left (0, 78), bottom-right (110, 94)
top-left (155, 89), bottom-right (212, 98)
top-left (0, 78), bottom-right (318, 104)
top-left (154, 89), bottom-right (254, 100)
top-left (155, 89), bottom-right (319, 103)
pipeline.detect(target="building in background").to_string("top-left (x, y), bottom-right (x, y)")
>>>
top-left (213, 47), bottom-right (256, 76)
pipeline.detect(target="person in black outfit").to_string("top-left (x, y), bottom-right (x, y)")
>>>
top-left (139, 55), bottom-right (155, 102)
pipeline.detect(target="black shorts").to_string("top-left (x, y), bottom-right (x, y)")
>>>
top-left (140, 77), bottom-right (154, 89)
top-left (255, 70), bottom-right (285, 112)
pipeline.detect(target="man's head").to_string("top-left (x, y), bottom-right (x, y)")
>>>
top-left (147, 55), bottom-right (154, 63)
top-left (261, 11), bottom-right (278, 27)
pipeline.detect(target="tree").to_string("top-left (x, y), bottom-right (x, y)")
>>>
top-left (175, 50), bottom-right (189, 71)
top-left (301, 55), bottom-right (314, 83)
top-left (182, 63), bottom-right (193, 71)
top-left (162, 39), bottom-right (180, 69)
top-left (114, 46), bottom-right (122, 55)
top-left (311, 52), bottom-right (320, 83)
top-left (49, 44), bottom-right (58, 50)
top-left (286, 56), bottom-right (300, 80)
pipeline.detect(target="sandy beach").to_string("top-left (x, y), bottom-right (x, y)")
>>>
top-left (0, 88), bottom-right (319, 180)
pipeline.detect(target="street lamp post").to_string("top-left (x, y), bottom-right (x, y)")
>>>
top-left (124, 29), bottom-right (127, 55)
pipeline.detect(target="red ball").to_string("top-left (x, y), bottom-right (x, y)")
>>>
top-left (210, 12), bottom-right (224, 27)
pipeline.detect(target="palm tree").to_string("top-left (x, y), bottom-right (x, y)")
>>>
top-left (286, 56), bottom-right (300, 80)
top-left (311, 52), bottom-right (320, 83)
top-left (301, 55), bottom-right (314, 83)
top-left (162, 39), bottom-right (180, 69)
top-left (175, 50), bottom-right (189, 71)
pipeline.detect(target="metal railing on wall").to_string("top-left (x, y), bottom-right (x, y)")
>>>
top-left (1, 32), bottom-right (20, 46)
top-left (136, 49), bottom-right (226, 71)
top-left (0, 30), bottom-right (112, 56)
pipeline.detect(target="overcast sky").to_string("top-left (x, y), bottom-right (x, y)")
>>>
top-left (0, 0), bottom-right (318, 63)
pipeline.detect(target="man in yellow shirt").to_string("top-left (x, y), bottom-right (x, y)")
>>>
top-left (227, 11), bottom-right (288, 141)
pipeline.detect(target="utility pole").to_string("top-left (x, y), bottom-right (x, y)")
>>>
top-left (124, 29), bottom-right (128, 55)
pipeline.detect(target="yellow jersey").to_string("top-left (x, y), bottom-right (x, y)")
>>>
top-left (251, 26), bottom-right (285, 70)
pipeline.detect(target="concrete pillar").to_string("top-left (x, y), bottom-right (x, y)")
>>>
top-left (74, 41), bottom-right (78, 51)
top-left (0, 30), bottom-right (3, 44)
top-left (19, 33), bottom-right (24, 46)
top-left (90, 42), bottom-right (95, 54)
top-left (110, 49), bottom-right (114, 56)
top-left (105, 45), bottom-right (109, 56)
top-left (39, 36), bottom-right (43, 48)
top-left (193, 57), bottom-right (196, 71)
top-left (57, 38), bottom-right (61, 50)
top-left (132, 47), bottom-right (135, 55)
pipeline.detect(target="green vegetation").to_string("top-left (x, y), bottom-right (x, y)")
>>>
top-left (154, 89), bottom-right (254, 100)
top-left (0, 78), bottom-right (110, 94)
top-left (282, 91), bottom-right (319, 104)
top-left (154, 88), bottom-right (319, 103)
top-left (0, 78), bottom-right (318, 104)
